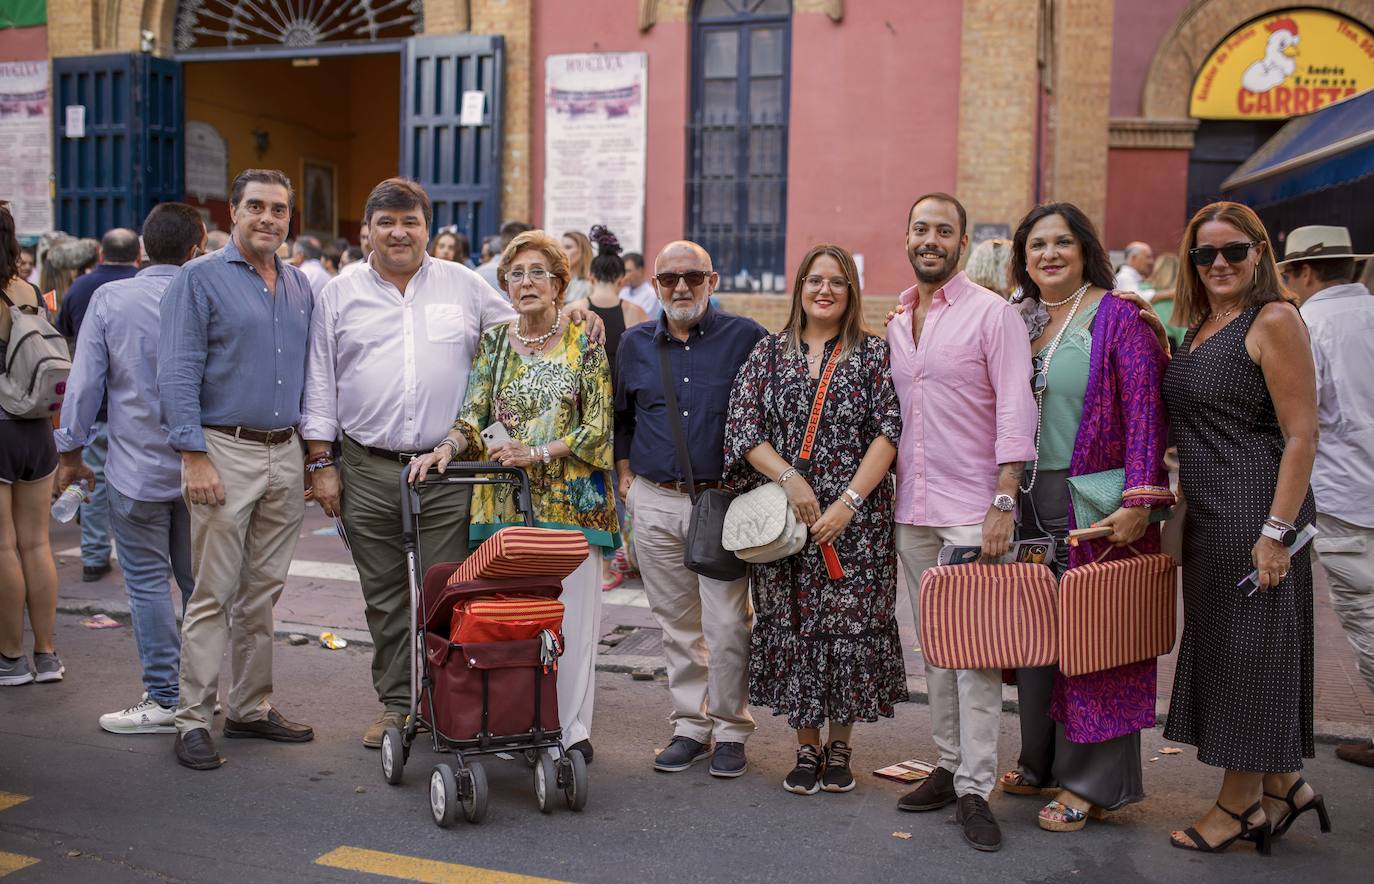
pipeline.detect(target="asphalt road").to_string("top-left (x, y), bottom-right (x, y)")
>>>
top-left (0, 614), bottom-right (1370, 883)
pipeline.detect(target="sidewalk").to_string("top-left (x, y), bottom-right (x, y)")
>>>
top-left (51, 506), bottom-right (1373, 741)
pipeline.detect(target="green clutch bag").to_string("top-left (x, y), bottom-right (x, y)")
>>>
top-left (1066, 468), bottom-right (1170, 529)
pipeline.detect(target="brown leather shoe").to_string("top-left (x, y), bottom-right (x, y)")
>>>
top-left (897, 765), bottom-right (956, 811)
top-left (175, 728), bottom-right (224, 770)
top-left (1335, 739), bottom-right (1374, 767)
top-left (956, 794), bottom-right (1003, 851)
top-left (362, 711), bottom-right (406, 749)
top-left (222, 707), bottom-right (314, 743)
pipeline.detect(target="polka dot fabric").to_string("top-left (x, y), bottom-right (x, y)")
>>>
top-left (1161, 305), bottom-right (1315, 772)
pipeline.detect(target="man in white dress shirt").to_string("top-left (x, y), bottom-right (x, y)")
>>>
top-left (1114, 241), bottom-right (1154, 297)
top-left (618, 251), bottom-right (659, 318)
top-left (291, 235), bottom-right (333, 298)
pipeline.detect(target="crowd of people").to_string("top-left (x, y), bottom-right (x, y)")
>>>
top-left (0, 168), bottom-right (1371, 858)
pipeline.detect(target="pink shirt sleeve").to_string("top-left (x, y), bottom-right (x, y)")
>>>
top-left (985, 301), bottom-right (1039, 465)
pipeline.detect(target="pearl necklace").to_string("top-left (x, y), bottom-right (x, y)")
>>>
top-left (514, 310), bottom-right (561, 348)
top-left (1041, 282), bottom-right (1090, 309)
top-left (1021, 282), bottom-right (1090, 494)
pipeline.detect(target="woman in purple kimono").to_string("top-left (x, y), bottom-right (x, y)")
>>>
top-left (998, 203), bottom-right (1174, 832)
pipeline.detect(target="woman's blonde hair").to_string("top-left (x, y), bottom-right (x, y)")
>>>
top-left (783, 244), bottom-right (872, 360)
top-left (561, 229), bottom-right (592, 282)
top-left (498, 230), bottom-right (571, 303)
top-left (964, 238), bottom-right (1013, 296)
top-left (1174, 201), bottom-right (1285, 328)
top-left (1146, 252), bottom-right (1179, 293)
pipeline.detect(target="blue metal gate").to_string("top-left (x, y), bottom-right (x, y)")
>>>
top-left (402, 34), bottom-right (504, 248)
top-left (52, 53), bottom-right (183, 236)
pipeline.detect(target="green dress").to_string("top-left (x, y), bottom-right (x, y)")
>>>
top-left (1034, 300), bottom-right (1099, 471)
top-left (455, 321), bottom-right (621, 550)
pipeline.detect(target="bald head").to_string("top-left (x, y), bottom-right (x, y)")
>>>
top-left (653, 240), bottom-right (717, 328)
top-left (101, 227), bottom-right (141, 265)
top-left (654, 240), bottom-right (713, 273)
top-left (1124, 241), bottom-right (1154, 275)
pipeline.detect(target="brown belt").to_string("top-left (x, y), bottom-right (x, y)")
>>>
top-left (206, 425), bottom-right (296, 445)
top-left (655, 479), bottom-right (723, 495)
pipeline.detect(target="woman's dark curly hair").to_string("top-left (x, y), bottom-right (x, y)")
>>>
top-left (588, 224), bottom-right (625, 283)
top-left (0, 205), bottom-right (20, 283)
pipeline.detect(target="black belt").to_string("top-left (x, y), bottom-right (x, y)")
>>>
top-left (654, 479), bottom-right (724, 495)
top-left (346, 434), bottom-right (425, 463)
top-left (206, 425), bottom-right (295, 445)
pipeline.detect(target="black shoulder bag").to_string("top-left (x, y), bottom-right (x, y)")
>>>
top-left (656, 337), bottom-right (748, 582)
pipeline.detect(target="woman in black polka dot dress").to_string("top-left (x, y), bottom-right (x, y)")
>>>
top-left (1161, 202), bottom-right (1327, 856)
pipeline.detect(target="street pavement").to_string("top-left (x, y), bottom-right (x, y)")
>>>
top-left (1, 612), bottom-right (1371, 883)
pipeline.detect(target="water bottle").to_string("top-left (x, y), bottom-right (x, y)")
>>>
top-left (50, 483), bottom-right (87, 523)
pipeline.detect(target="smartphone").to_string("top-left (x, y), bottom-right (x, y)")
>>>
top-left (480, 422), bottom-right (512, 448)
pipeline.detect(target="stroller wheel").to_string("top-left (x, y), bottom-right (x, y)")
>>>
top-left (462, 761), bottom-right (489, 824)
top-left (563, 749), bottom-right (589, 812)
top-left (534, 751), bottom-right (558, 814)
top-left (380, 727), bottom-right (405, 785)
top-left (430, 764), bottom-right (459, 829)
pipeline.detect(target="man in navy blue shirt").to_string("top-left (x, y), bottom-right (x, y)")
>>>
top-left (55, 227), bottom-right (140, 582)
top-left (615, 240), bottom-right (766, 778)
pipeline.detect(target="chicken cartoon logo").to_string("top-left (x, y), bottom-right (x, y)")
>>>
top-left (1241, 18), bottom-right (1300, 94)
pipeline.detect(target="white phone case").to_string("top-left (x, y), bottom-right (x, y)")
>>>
top-left (480, 422), bottom-right (512, 448)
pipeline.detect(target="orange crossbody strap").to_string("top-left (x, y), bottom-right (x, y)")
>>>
top-left (797, 345), bottom-right (846, 580)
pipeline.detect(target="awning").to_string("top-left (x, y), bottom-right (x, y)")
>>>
top-left (1222, 87), bottom-right (1374, 207)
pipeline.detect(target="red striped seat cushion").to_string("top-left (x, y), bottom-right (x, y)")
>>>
top-left (1058, 553), bottom-right (1176, 677)
top-left (447, 527), bottom-right (589, 585)
top-left (919, 563), bottom-right (1059, 670)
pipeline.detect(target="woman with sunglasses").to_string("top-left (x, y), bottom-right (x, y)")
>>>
top-left (722, 244), bottom-right (904, 795)
top-left (1161, 202), bottom-right (1323, 856)
top-left (996, 203), bottom-right (1173, 833)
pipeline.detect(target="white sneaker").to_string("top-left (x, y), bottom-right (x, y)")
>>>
top-left (99, 697), bottom-right (177, 734)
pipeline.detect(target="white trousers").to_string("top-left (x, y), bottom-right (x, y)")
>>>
top-left (559, 551), bottom-right (602, 748)
top-left (1316, 513), bottom-right (1374, 737)
top-left (895, 522), bottom-right (1002, 799)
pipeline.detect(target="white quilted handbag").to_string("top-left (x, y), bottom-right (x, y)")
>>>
top-left (722, 482), bottom-right (807, 564)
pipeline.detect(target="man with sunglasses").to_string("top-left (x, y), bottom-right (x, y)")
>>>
top-left (614, 241), bottom-right (767, 778)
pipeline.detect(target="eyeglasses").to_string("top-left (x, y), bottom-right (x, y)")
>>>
top-left (506, 268), bottom-right (551, 284)
top-left (1031, 354), bottom-right (1048, 396)
top-left (1188, 241), bottom-right (1258, 266)
top-left (655, 270), bottom-right (710, 289)
top-left (803, 275), bottom-right (849, 293)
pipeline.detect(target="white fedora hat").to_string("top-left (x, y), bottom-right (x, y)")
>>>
top-left (1277, 225), bottom-right (1372, 265)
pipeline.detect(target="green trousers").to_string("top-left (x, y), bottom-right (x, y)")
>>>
top-left (340, 436), bottom-right (471, 712)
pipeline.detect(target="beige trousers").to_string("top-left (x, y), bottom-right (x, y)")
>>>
top-left (896, 522), bottom-right (1002, 799)
top-left (175, 431), bottom-right (304, 733)
top-left (1315, 513), bottom-right (1374, 724)
top-left (628, 479), bottom-right (754, 744)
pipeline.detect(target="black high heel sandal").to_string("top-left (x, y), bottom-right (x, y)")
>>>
top-left (1265, 778), bottom-right (1331, 839)
top-left (1169, 801), bottom-right (1273, 856)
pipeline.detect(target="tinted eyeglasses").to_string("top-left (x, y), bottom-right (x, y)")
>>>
top-left (655, 270), bottom-right (710, 289)
top-left (1188, 241), bottom-right (1258, 266)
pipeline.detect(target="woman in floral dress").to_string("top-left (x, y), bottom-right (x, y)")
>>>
top-left (723, 244), bottom-right (904, 796)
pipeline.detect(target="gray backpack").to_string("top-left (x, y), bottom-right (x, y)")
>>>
top-left (0, 289), bottom-right (71, 419)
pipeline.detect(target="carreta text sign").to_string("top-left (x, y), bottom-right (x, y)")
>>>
top-left (1189, 10), bottom-right (1374, 119)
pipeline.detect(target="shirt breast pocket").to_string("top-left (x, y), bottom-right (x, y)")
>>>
top-left (425, 303), bottom-right (467, 344)
top-left (932, 343), bottom-right (984, 388)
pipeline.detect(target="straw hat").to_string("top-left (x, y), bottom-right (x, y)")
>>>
top-left (1277, 225), bottom-right (1372, 265)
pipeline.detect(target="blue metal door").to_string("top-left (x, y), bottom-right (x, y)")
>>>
top-left (402, 34), bottom-right (504, 249)
top-left (52, 53), bottom-right (183, 236)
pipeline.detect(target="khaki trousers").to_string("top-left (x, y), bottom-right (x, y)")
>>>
top-left (628, 479), bottom-right (754, 744)
top-left (896, 522), bottom-right (1002, 799)
top-left (175, 431), bottom-right (304, 733)
top-left (1315, 513), bottom-right (1374, 729)
top-left (340, 436), bottom-right (470, 714)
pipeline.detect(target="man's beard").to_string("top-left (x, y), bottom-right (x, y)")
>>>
top-left (909, 245), bottom-right (961, 284)
top-left (663, 297), bottom-right (708, 323)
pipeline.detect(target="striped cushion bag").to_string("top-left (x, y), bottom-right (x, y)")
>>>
top-left (1057, 553), bottom-right (1176, 677)
top-left (447, 527), bottom-right (589, 585)
top-left (451, 595), bottom-right (566, 644)
top-left (918, 563), bottom-right (1059, 670)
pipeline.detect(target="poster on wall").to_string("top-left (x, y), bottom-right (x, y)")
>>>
top-left (0, 60), bottom-right (52, 237)
top-left (301, 159), bottom-right (337, 237)
top-left (543, 52), bottom-right (648, 255)
top-left (185, 121), bottom-right (230, 202)
top-left (1190, 10), bottom-right (1374, 120)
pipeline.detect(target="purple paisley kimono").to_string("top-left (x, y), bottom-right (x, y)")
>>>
top-left (1050, 293), bottom-right (1173, 744)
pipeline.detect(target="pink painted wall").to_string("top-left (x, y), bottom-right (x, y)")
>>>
top-left (1104, 147), bottom-right (1190, 253)
top-left (0, 24), bottom-right (48, 61)
top-left (1109, 0), bottom-right (1192, 117)
top-left (785, 3), bottom-right (962, 295)
top-left (530, 1), bottom-right (689, 261)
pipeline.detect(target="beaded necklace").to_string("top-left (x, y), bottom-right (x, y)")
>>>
top-left (1020, 282), bottom-right (1090, 494)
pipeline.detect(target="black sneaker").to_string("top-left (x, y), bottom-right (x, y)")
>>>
top-left (82, 562), bottom-right (112, 582)
top-left (821, 740), bottom-right (855, 793)
top-left (783, 744), bottom-right (824, 795)
top-left (654, 736), bottom-right (711, 772)
top-left (956, 794), bottom-right (1003, 852)
top-left (897, 765), bottom-right (956, 811)
top-left (569, 739), bottom-right (594, 765)
top-left (709, 741), bottom-right (748, 778)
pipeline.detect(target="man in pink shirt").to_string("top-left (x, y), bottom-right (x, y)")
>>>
top-left (887, 192), bottom-right (1038, 852)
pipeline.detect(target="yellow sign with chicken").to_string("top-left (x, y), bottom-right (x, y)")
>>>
top-left (1189, 9), bottom-right (1374, 119)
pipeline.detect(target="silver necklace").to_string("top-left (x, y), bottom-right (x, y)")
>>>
top-left (514, 310), bottom-right (561, 348)
top-left (1041, 282), bottom-right (1090, 309)
top-left (1021, 282), bottom-right (1090, 494)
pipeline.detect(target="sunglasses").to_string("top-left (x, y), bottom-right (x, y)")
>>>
top-left (655, 270), bottom-right (710, 289)
top-left (1188, 241), bottom-right (1258, 266)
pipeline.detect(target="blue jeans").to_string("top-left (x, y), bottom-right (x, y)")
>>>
top-left (108, 484), bottom-right (194, 708)
top-left (80, 422), bottom-right (113, 567)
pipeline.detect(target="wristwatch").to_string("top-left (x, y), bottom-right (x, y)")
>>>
top-left (992, 494), bottom-right (1016, 513)
top-left (1260, 521), bottom-right (1298, 546)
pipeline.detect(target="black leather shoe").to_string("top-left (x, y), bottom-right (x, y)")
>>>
top-left (222, 707), bottom-right (314, 743)
top-left (82, 563), bottom-right (112, 582)
top-left (175, 728), bottom-right (223, 770)
top-left (956, 794), bottom-right (1003, 852)
top-left (897, 765), bottom-right (956, 811)
top-left (569, 740), bottom-right (594, 765)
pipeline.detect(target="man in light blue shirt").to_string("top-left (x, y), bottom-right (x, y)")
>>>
top-left (55, 203), bottom-right (206, 736)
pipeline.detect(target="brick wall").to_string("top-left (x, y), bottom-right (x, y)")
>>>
top-left (1047, 0), bottom-right (1115, 231)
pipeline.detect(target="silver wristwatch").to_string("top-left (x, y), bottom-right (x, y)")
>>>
top-left (992, 494), bottom-right (1016, 513)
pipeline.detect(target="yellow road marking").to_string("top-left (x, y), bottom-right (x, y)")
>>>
top-left (315, 847), bottom-right (568, 884)
top-left (0, 795), bottom-right (28, 813)
top-left (0, 851), bottom-right (39, 876)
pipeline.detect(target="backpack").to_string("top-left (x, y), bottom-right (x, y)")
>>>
top-left (0, 288), bottom-right (71, 419)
